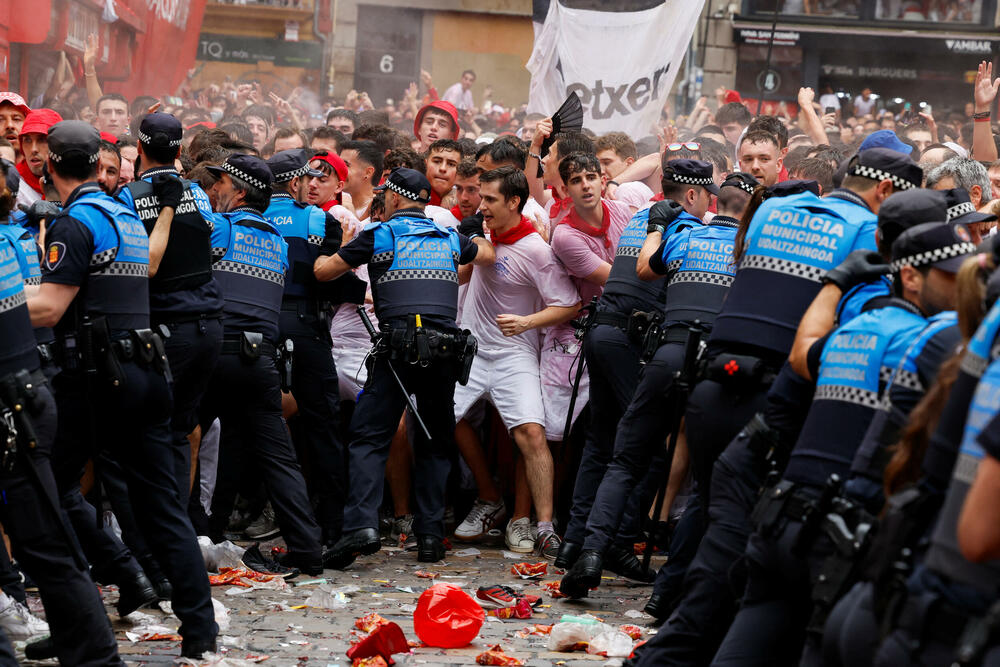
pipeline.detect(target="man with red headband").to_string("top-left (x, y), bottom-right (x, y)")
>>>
top-left (413, 101), bottom-right (460, 153)
top-left (0, 93), bottom-right (29, 162)
top-left (16, 109), bottom-right (62, 210)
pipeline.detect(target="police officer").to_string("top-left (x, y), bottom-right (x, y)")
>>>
top-left (710, 221), bottom-right (975, 666)
top-left (26, 120), bottom-right (217, 659)
top-left (265, 148), bottom-right (354, 546)
top-left (199, 154), bottom-right (325, 574)
top-left (113, 112), bottom-right (224, 597)
top-left (554, 155), bottom-right (707, 576)
top-left (316, 167), bottom-right (494, 566)
top-left (561, 168), bottom-right (753, 598)
top-left (0, 156), bottom-right (122, 665)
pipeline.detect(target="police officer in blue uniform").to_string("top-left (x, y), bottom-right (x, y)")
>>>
top-left (316, 167), bottom-right (495, 566)
top-left (199, 154), bottom-right (325, 575)
top-left (26, 120), bottom-right (217, 659)
top-left (110, 112), bottom-right (224, 598)
top-left (554, 156), bottom-right (708, 575)
top-left (561, 170), bottom-right (755, 598)
top-left (0, 156), bottom-right (122, 665)
top-left (265, 148), bottom-right (355, 546)
top-left (710, 221), bottom-right (975, 666)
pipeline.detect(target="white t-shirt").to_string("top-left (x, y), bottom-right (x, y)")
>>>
top-left (523, 196), bottom-right (551, 237)
top-left (442, 83), bottom-right (475, 111)
top-left (329, 212), bottom-right (377, 345)
top-left (425, 205), bottom-right (460, 229)
top-left (15, 178), bottom-right (40, 211)
top-left (460, 231), bottom-right (579, 356)
top-left (819, 94), bottom-right (841, 113)
top-left (854, 95), bottom-right (876, 116)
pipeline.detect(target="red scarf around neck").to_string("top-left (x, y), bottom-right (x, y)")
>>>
top-left (450, 205), bottom-right (463, 220)
top-left (548, 195), bottom-right (572, 220)
top-left (562, 200), bottom-right (612, 249)
top-left (16, 161), bottom-right (42, 196)
top-left (491, 216), bottom-right (537, 246)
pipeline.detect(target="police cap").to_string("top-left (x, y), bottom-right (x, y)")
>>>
top-left (46, 120), bottom-right (100, 165)
top-left (764, 179), bottom-right (820, 199)
top-left (137, 112), bottom-right (183, 148)
top-left (663, 159), bottom-right (719, 195)
top-left (720, 172), bottom-right (758, 195)
top-left (267, 148), bottom-right (323, 183)
top-left (877, 189), bottom-right (949, 250)
top-left (206, 154), bottom-right (273, 192)
top-left (890, 221), bottom-right (977, 274)
top-left (942, 187), bottom-right (997, 227)
top-left (374, 167), bottom-right (431, 204)
top-left (846, 148), bottom-right (922, 192)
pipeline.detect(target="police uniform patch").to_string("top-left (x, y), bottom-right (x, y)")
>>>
top-left (955, 225), bottom-right (971, 242)
top-left (46, 242), bottom-right (66, 270)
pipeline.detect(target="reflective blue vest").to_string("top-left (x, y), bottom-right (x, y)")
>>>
top-left (783, 301), bottom-right (927, 486)
top-left (119, 168), bottom-right (223, 320)
top-left (53, 186), bottom-right (150, 334)
top-left (837, 276), bottom-right (893, 324)
top-left (264, 193), bottom-right (329, 301)
top-left (0, 218), bottom-right (41, 286)
top-left (925, 356), bottom-right (1000, 596)
top-left (660, 215), bottom-right (738, 328)
top-left (368, 212), bottom-right (463, 326)
top-left (0, 233), bottom-right (39, 375)
top-left (711, 191), bottom-right (878, 355)
top-left (211, 207), bottom-right (288, 342)
top-left (601, 206), bottom-right (702, 317)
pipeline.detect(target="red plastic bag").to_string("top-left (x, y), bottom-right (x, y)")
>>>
top-left (346, 622), bottom-right (409, 665)
top-left (412, 583), bottom-right (484, 648)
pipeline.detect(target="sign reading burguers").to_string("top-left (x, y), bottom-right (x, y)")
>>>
top-left (527, 0), bottom-right (704, 138)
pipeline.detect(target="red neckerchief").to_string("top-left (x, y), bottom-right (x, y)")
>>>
top-left (491, 216), bottom-right (537, 246)
top-left (549, 195), bottom-right (572, 219)
top-left (561, 200), bottom-right (612, 249)
top-left (321, 198), bottom-right (342, 212)
top-left (430, 190), bottom-right (442, 207)
top-left (16, 161), bottom-right (42, 196)
top-left (650, 192), bottom-right (665, 202)
top-left (450, 205), bottom-right (463, 220)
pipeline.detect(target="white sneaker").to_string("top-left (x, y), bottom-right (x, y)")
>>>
top-left (0, 593), bottom-right (48, 639)
top-left (505, 517), bottom-right (535, 553)
top-left (454, 499), bottom-right (507, 542)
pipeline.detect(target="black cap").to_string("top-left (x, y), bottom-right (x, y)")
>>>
top-left (765, 179), bottom-right (820, 199)
top-left (47, 120), bottom-right (100, 165)
top-left (890, 221), bottom-right (977, 274)
top-left (205, 154), bottom-right (273, 192)
top-left (877, 189), bottom-right (949, 249)
top-left (846, 148), bottom-right (922, 191)
top-left (137, 112), bottom-right (182, 148)
top-left (663, 159), bottom-right (719, 195)
top-left (266, 149), bottom-right (323, 184)
top-left (374, 167), bottom-right (431, 203)
top-left (943, 187), bottom-right (997, 227)
top-left (720, 172), bottom-right (758, 195)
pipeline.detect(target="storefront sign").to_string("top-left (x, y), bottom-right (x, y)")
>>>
top-left (738, 28), bottom-right (800, 47)
top-left (198, 33), bottom-right (322, 69)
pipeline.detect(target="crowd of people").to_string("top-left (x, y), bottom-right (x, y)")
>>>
top-left (1, 33), bottom-right (1000, 665)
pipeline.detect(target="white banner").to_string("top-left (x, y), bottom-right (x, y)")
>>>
top-left (526, 0), bottom-right (704, 138)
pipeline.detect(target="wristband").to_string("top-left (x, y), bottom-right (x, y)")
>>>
top-left (975, 116), bottom-right (991, 123)
top-left (529, 152), bottom-right (542, 161)
top-left (646, 223), bottom-right (666, 236)
top-left (973, 111), bottom-right (991, 120)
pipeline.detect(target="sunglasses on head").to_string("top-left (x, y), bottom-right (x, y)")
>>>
top-left (666, 142), bottom-right (701, 152)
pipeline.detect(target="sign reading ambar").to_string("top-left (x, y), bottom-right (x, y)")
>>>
top-left (198, 33), bottom-right (322, 68)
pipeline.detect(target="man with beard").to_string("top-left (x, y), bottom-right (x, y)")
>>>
top-left (0, 93), bottom-right (28, 161)
top-left (15, 109), bottom-right (62, 210)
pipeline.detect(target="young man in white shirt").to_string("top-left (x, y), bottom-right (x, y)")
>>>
top-left (452, 166), bottom-right (580, 557)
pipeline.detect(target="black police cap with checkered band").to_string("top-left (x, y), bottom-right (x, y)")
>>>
top-left (877, 189), bottom-right (949, 249)
top-left (721, 172), bottom-right (759, 195)
top-left (266, 148), bottom-right (323, 184)
top-left (890, 221), bottom-right (977, 274)
top-left (137, 112), bottom-right (183, 148)
top-left (374, 167), bottom-right (432, 204)
top-left (47, 121), bottom-right (100, 164)
top-left (846, 148), bottom-right (922, 192)
top-left (942, 187), bottom-right (997, 227)
top-left (206, 154), bottom-right (274, 192)
top-left (663, 159), bottom-right (719, 195)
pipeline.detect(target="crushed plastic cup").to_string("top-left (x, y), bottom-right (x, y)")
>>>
top-left (305, 585), bottom-right (350, 610)
top-left (413, 583), bottom-right (484, 648)
top-left (587, 629), bottom-right (634, 658)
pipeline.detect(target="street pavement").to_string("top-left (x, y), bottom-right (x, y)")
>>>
top-left (18, 539), bottom-right (667, 666)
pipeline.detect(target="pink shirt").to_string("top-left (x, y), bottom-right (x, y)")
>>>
top-left (549, 198), bottom-right (631, 308)
top-left (460, 231), bottom-right (579, 356)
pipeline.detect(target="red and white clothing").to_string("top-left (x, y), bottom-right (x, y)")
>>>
top-left (15, 162), bottom-right (42, 210)
top-left (542, 199), bottom-right (631, 440)
top-left (454, 219), bottom-right (579, 430)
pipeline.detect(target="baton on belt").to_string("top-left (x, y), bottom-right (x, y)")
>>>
top-left (357, 306), bottom-right (432, 441)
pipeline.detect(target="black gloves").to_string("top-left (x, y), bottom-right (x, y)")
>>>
top-left (822, 250), bottom-right (890, 292)
top-left (458, 213), bottom-right (485, 240)
top-left (152, 174), bottom-right (184, 210)
top-left (646, 199), bottom-right (685, 235)
top-left (18, 200), bottom-right (61, 226)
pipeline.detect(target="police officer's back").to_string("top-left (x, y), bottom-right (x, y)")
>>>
top-left (26, 120), bottom-right (218, 659)
top-left (199, 154), bottom-right (325, 574)
top-left (315, 167), bottom-right (494, 567)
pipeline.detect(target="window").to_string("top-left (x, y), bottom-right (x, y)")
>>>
top-left (745, 0), bottom-right (861, 17)
top-left (875, 0), bottom-right (982, 23)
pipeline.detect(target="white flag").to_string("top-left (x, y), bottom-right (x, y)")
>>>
top-left (526, 0), bottom-right (704, 138)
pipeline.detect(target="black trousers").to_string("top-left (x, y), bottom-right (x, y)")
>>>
top-left (564, 324), bottom-right (641, 546)
top-left (51, 361), bottom-right (217, 644)
top-left (280, 309), bottom-right (346, 543)
top-left (3, 381), bottom-right (122, 666)
top-left (342, 353), bottom-right (458, 539)
top-left (202, 348), bottom-right (322, 558)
